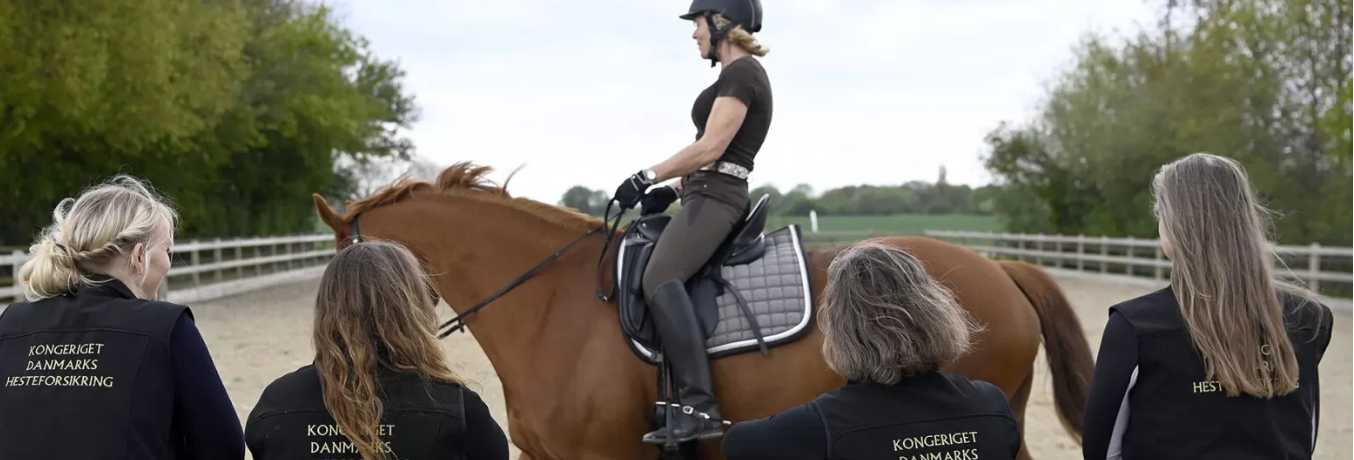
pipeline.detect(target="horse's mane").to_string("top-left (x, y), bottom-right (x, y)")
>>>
top-left (340, 161), bottom-right (604, 231)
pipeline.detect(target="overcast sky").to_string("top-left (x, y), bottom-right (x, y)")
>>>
top-left (330, 0), bottom-right (1161, 204)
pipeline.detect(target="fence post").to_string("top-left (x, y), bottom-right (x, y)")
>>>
top-left (236, 243), bottom-right (246, 279)
top-left (996, 233), bottom-right (1006, 261)
top-left (1154, 245), bottom-right (1163, 280)
top-left (190, 246), bottom-right (201, 288)
top-left (1100, 236), bottom-right (1109, 274)
top-left (1034, 234), bottom-right (1044, 266)
top-left (1076, 234), bottom-right (1085, 272)
top-left (1125, 237), bottom-right (1135, 277)
top-left (1008, 233), bottom-right (1016, 261)
top-left (1308, 243), bottom-right (1320, 292)
top-left (11, 250), bottom-right (25, 300)
top-left (1053, 234), bottom-right (1062, 269)
top-left (213, 239), bottom-right (223, 283)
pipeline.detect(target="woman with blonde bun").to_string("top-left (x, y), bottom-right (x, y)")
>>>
top-left (0, 175), bottom-right (243, 460)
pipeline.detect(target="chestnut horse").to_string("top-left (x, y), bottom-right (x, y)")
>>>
top-left (311, 162), bottom-right (1093, 460)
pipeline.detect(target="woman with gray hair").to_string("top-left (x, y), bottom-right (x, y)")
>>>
top-left (1081, 153), bottom-right (1333, 460)
top-left (721, 241), bottom-right (1021, 460)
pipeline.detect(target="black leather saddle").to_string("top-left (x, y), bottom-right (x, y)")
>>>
top-left (616, 194), bottom-right (773, 356)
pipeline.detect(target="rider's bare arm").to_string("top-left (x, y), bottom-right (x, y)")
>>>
top-left (649, 96), bottom-right (748, 182)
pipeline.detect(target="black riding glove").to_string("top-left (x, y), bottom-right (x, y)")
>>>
top-left (612, 170), bottom-right (655, 209)
top-left (640, 185), bottom-right (679, 215)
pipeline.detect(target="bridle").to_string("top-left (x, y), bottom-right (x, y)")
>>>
top-left (345, 200), bottom-right (628, 339)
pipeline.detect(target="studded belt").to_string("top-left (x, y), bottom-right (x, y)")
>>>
top-left (698, 161), bottom-right (751, 180)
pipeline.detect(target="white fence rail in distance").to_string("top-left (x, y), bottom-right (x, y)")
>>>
top-left (2, 234), bottom-right (336, 305)
top-left (6, 229), bottom-right (1348, 310)
top-left (921, 230), bottom-right (1353, 309)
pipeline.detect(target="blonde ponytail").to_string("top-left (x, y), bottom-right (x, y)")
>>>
top-left (17, 176), bottom-right (178, 301)
top-left (712, 14), bottom-right (769, 56)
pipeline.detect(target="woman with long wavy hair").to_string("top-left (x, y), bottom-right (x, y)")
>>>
top-left (246, 240), bottom-right (507, 460)
top-left (1081, 152), bottom-right (1335, 460)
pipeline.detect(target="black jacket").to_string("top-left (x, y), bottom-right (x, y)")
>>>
top-left (1082, 286), bottom-right (1333, 460)
top-left (246, 364), bottom-right (509, 460)
top-left (0, 278), bottom-right (188, 460)
top-left (722, 370), bottom-right (1021, 460)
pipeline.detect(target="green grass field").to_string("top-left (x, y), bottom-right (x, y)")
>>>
top-left (767, 214), bottom-right (1001, 234)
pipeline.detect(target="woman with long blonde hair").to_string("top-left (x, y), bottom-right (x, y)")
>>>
top-left (245, 240), bottom-right (507, 460)
top-left (1082, 152), bottom-right (1334, 460)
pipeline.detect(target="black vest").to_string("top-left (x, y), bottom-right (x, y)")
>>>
top-left (812, 371), bottom-right (1021, 460)
top-left (1110, 286), bottom-right (1332, 460)
top-left (0, 278), bottom-right (187, 460)
top-left (246, 364), bottom-right (469, 460)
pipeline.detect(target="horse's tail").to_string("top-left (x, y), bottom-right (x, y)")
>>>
top-left (996, 259), bottom-right (1094, 444)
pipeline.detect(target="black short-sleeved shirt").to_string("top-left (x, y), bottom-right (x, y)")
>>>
top-left (690, 56), bottom-right (772, 172)
top-left (245, 364), bottom-right (509, 460)
top-left (1082, 286), bottom-right (1334, 460)
top-left (721, 371), bottom-right (1021, 460)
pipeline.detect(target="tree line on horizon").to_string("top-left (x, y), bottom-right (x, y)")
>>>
top-left (558, 167), bottom-right (1003, 219)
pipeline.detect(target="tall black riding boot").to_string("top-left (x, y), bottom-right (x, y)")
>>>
top-left (642, 279), bottom-right (726, 444)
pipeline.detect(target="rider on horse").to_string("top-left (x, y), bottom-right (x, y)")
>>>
top-left (611, 0), bottom-right (772, 445)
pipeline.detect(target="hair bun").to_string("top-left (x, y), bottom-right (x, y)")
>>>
top-left (42, 238), bottom-right (79, 264)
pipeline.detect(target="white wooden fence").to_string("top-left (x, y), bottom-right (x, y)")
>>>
top-left (6, 229), bottom-right (1349, 309)
top-left (922, 230), bottom-right (1353, 306)
top-left (2, 234), bottom-right (336, 305)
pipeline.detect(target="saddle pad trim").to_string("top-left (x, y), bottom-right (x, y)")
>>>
top-left (623, 225), bottom-right (815, 363)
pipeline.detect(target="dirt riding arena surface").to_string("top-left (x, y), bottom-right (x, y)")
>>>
top-left (198, 276), bottom-right (1351, 460)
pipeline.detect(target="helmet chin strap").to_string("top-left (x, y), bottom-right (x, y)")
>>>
top-left (703, 11), bottom-right (732, 68)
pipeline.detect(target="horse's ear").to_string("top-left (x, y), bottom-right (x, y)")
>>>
top-left (312, 194), bottom-right (347, 232)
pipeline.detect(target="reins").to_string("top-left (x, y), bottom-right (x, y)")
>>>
top-left (433, 199), bottom-right (627, 338)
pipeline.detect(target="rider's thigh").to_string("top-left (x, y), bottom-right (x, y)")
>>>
top-left (640, 194), bottom-right (746, 299)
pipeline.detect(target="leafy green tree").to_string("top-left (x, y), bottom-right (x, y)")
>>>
top-left (968, 185), bottom-right (1002, 215)
top-left (750, 184), bottom-right (783, 205)
top-left (0, 0), bottom-right (418, 244)
top-left (560, 186), bottom-right (599, 214)
top-left (981, 0), bottom-right (1351, 245)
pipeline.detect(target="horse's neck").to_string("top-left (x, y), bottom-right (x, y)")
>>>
top-left (415, 200), bottom-right (609, 388)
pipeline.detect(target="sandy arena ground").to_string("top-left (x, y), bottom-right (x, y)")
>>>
top-left (196, 276), bottom-right (1351, 460)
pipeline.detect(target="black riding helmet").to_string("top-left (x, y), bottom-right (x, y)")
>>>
top-left (679, 0), bottom-right (763, 67)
